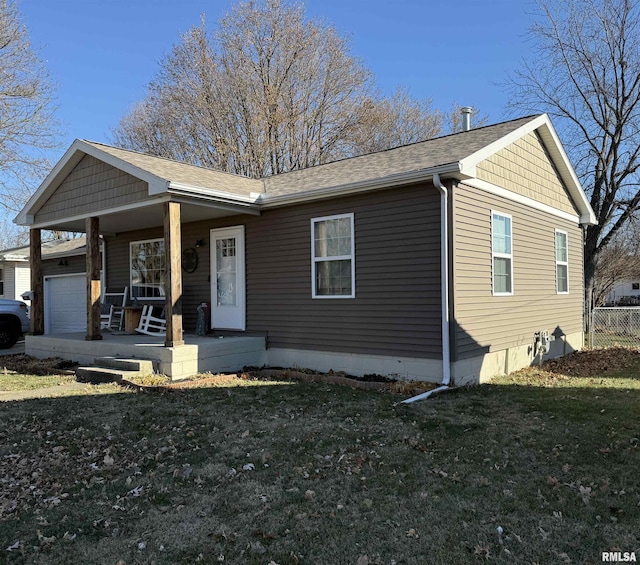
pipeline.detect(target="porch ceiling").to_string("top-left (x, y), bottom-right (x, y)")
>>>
top-left (36, 199), bottom-right (259, 235)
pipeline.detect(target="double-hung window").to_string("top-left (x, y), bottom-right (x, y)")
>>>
top-left (0, 267), bottom-right (4, 296)
top-left (555, 230), bottom-right (569, 294)
top-left (311, 213), bottom-right (355, 298)
top-left (130, 238), bottom-right (166, 299)
top-left (492, 211), bottom-right (513, 295)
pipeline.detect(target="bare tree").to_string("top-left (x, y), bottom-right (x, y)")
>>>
top-left (592, 222), bottom-right (640, 305)
top-left (346, 88), bottom-right (444, 155)
top-left (507, 0), bottom-right (640, 303)
top-left (0, 220), bottom-right (27, 250)
top-left (0, 0), bottom-right (59, 213)
top-left (114, 0), bottom-right (459, 177)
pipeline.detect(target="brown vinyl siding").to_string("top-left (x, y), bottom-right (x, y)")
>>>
top-left (42, 255), bottom-right (87, 277)
top-left (453, 182), bottom-right (583, 360)
top-left (105, 184), bottom-right (443, 359)
top-left (476, 132), bottom-right (578, 215)
top-left (35, 155), bottom-right (149, 223)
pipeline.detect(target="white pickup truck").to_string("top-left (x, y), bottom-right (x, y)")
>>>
top-left (0, 299), bottom-right (31, 349)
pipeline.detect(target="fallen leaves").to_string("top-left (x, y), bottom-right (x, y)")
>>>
top-left (532, 347), bottom-right (640, 379)
top-left (579, 485), bottom-right (594, 505)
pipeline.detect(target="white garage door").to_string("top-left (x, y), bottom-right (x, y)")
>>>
top-left (45, 274), bottom-right (86, 334)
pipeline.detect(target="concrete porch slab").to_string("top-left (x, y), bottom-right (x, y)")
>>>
top-left (25, 332), bottom-right (267, 380)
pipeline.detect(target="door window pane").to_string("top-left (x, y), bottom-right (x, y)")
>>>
top-left (216, 238), bottom-right (237, 306)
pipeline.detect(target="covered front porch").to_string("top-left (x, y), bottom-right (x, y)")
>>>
top-left (15, 140), bottom-right (264, 373)
top-left (25, 332), bottom-right (266, 379)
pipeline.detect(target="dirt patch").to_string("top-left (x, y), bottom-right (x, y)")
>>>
top-left (0, 354), bottom-right (78, 376)
top-left (124, 369), bottom-right (439, 396)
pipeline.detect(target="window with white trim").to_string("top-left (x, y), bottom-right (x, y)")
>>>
top-left (130, 238), bottom-right (166, 299)
top-left (311, 213), bottom-right (355, 298)
top-left (0, 267), bottom-right (4, 296)
top-left (555, 230), bottom-right (569, 294)
top-left (492, 212), bottom-right (513, 295)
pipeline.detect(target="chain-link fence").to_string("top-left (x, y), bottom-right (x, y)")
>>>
top-left (590, 307), bottom-right (640, 348)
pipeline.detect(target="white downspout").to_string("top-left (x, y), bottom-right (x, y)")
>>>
top-left (402, 173), bottom-right (451, 403)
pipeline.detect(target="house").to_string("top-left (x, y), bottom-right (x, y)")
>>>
top-left (0, 237), bottom-right (105, 333)
top-left (606, 279), bottom-right (640, 305)
top-left (15, 114), bottom-right (597, 385)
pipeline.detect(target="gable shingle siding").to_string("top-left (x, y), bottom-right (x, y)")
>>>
top-left (35, 155), bottom-right (149, 223)
top-left (476, 131), bottom-right (578, 215)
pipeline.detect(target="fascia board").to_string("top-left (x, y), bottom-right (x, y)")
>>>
top-left (27, 195), bottom-right (172, 231)
top-left (14, 139), bottom-right (169, 226)
top-left (258, 162), bottom-right (465, 207)
top-left (15, 140), bottom-right (86, 226)
top-left (463, 178), bottom-right (581, 224)
top-left (168, 182), bottom-right (261, 205)
top-left (0, 254), bottom-right (28, 262)
top-left (460, 114), bottom-right (597, 226)
top-left (536, 121), bottom-right (597, 225)
top-left (170, 194), bottom-right (261, 216)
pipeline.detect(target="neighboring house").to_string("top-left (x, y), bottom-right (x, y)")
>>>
top-left (0, 245), bottom-right (30, 301)
top-left (0, 237), bottom-right (102, 333)
top-left (606, 279), bottom-right (640, 305)
top-left (15, 114), bottom-right (597, 384)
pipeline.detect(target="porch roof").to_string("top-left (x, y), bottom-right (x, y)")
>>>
top-left (14, 139), bottom-right (262, 233)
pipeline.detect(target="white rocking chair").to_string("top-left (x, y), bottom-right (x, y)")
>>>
top-left (101, 287), bottom-right (128, 330)
top-left (135, 304), bottom-right (166, 336)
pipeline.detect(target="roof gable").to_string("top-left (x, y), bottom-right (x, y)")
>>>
top-left (475, 131), bottom-right (578, 215)
top-left (15, 140), bottom-right (262, 226)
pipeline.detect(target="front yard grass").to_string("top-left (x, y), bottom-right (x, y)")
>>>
top-left (0, 349), bottom-right (639, 564)
top-left (0, 355), bottom-right (76, 391)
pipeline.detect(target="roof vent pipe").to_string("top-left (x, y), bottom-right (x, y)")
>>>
top-left (461, 106), bottom-right (473, 132)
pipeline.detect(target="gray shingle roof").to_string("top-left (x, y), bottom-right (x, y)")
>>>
top-left (83, 116), bottom-right (538, 199)
top-left (0, 236), bottom-right (95, 261)
top-left (262, 116), bottom-right (538, 196)
top-left (82, 141), bottom-right (264, 196)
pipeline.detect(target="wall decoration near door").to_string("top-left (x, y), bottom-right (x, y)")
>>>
top-left (182, 248), bottom-right (199, 273)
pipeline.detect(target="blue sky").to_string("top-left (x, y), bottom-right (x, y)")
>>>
top-left (20, 0), bottom-right (538, 155)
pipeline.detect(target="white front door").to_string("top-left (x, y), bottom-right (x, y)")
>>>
top-left (210, 226), bottom-right (245, 330)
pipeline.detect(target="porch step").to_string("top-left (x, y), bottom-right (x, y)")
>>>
top-left (75, 356), bottom-right (156, 384)
top-left (94, 357), bottom-right (155, 375)
top-left (75, 366), bottom-right (142, 384)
